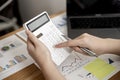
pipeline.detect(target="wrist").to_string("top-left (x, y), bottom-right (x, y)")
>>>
top-left (104, 38), bottom-right (120, 54)
top-left (37, 58), bottom-right (54, 69)
top-left (39, 59), bottom-right (65, 80)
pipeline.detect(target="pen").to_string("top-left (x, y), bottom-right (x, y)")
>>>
top-left (80, 47), bottom-right (97, 57)
top-left (61, 35), bottom-right (98, 57)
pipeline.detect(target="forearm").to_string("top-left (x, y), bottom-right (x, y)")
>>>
top-left (26, 30), bottom-right (65, 80)
top-left (35, 58), bottom-right (65, 80)
top-left (40, 61), bottom-right (65, 80)
top-left (105, 38), bottom-right (120, 55)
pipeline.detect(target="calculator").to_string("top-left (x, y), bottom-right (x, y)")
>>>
top-left (23, 11), bottom-right (52, 38)
top-left (23, 11), bottom-right (70, 65)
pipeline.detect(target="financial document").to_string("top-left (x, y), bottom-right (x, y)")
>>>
top-left (58, 52), bottom-right (120, 80)
top-left (0, 35), bottom-right (34, 79)
top-left (58, 52), bottom-right (95, 76)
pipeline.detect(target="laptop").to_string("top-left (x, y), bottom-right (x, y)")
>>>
top-left (67, 0), bottom-right (120, 39)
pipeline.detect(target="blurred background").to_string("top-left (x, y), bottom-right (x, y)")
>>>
top-left (0, 0), bottom-right (66, 36)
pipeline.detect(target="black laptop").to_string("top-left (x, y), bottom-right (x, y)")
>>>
top-left (67, 0), bottom-right (120, 39)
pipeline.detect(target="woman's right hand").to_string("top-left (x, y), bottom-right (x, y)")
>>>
top-left (55, 33), bottom-right (120, 55)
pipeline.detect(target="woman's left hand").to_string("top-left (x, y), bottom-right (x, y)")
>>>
top-left (26, 30), bottom-right (52, 67)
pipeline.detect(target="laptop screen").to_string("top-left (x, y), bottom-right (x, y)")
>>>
top-left (67, 0), bottom-right (120, 17)
top-left (67, 0), bottom-right (120, 39)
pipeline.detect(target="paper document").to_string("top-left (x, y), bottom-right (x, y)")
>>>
top-left (16, 30), bottom-right (27, 41)
top-left (0, 35), bottom-right (34, 79)
top-left (84, 58), bottom-right (116, 80)
top-left (51, 12), bottom-right (67, 35)
top-left (58, 52), bottom-right (120, 80)
top-left (58, 52), bottom-right (95, 76)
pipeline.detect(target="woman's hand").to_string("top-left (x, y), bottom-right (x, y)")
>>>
top-left (26, 30), bottom-right (65, 80)
top-left (55, 33), bottom-right (120, 55)
top-left (26, 30), bottom-right (52, 67)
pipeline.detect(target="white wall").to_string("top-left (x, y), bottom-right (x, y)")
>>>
top-left (18, 0), bottom-right (66, 22)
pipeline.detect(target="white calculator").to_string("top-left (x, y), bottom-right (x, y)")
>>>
top-left (23, 11), bottom-right (70, 65)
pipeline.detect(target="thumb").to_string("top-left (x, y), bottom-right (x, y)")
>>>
top-left (25, 30), bottom-right (39, 46)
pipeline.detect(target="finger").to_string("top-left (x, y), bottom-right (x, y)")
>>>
top-left (72, 47), bottom-right (82, 52)
top-left (26, 30), bottom-right (39, 46)
top-left (27, 37), bottom-right (34, 52)
top-left (55, 39), bottom-right (84, 48)
top-left (72, 47), bottom-right (90, 56)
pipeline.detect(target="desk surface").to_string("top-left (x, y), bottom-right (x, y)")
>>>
top-left (0, 11), bottom-right (120, 80)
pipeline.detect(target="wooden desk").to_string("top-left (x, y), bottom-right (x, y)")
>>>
top-left (0, 11), bottom-right (120, 80)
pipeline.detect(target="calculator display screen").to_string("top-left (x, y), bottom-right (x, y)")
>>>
top-left (27, 13), bottom-right (49, 32)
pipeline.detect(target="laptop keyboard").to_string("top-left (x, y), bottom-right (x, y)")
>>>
top-left (70, 17), bottom-right (120, 29)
